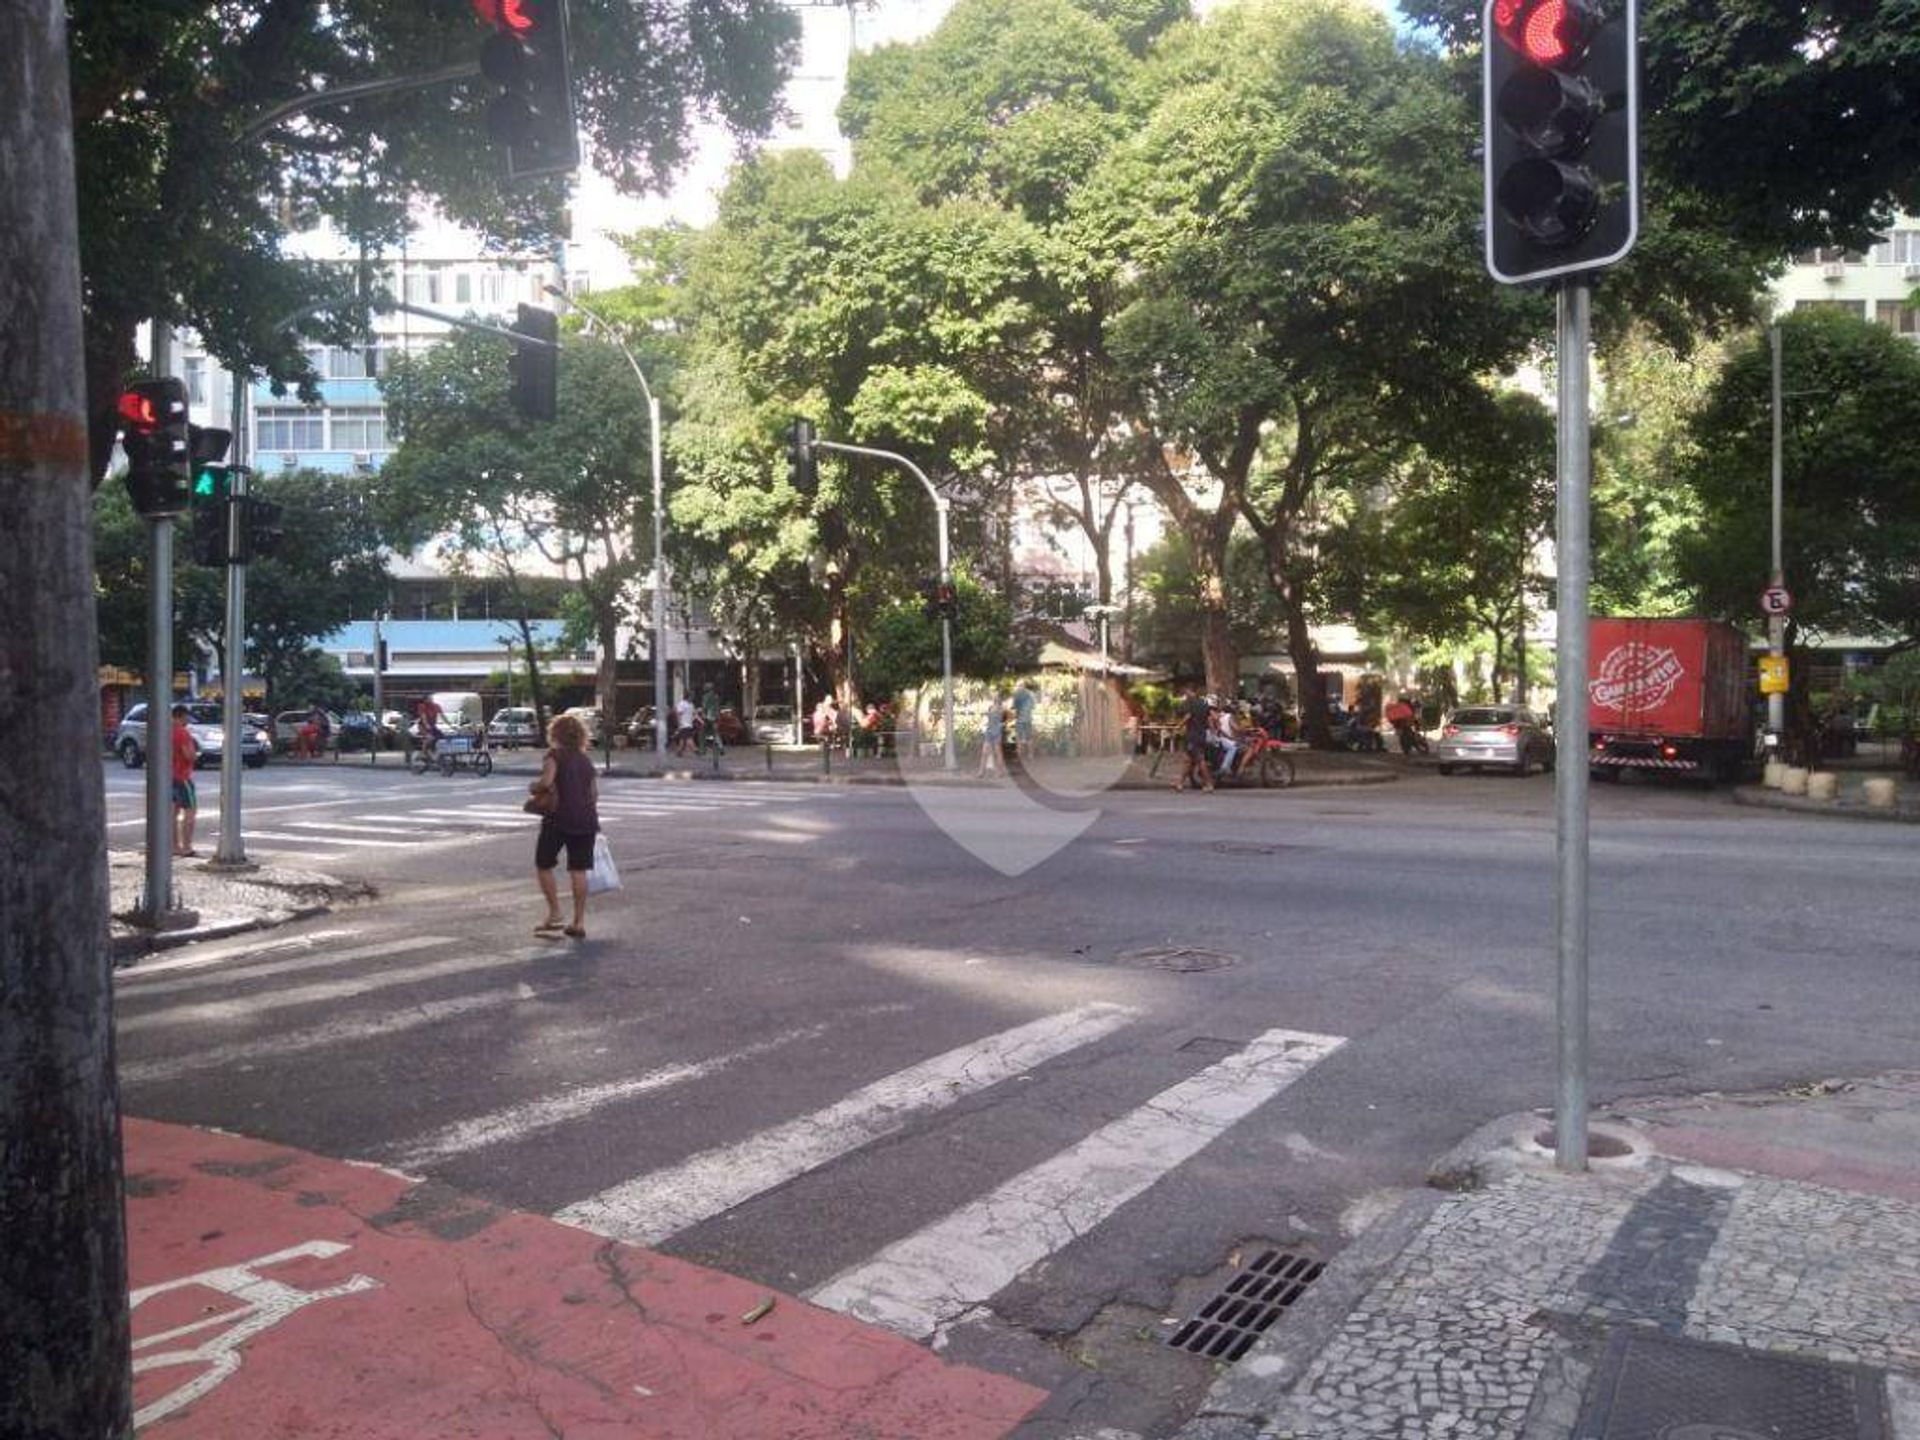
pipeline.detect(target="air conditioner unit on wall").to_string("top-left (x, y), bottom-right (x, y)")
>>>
top-left (352, 452), bottom-right (373, 469)
top-left (1904, 264), bottom-right (1920, 281)
top-left (280, 453), bottom-right (297, 467)
top-left (1822, 261), bottom-right (1847, 280)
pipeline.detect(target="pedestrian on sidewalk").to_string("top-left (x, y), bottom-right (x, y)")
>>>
top-left (1011, 680), bottom-right (1037, 763)
top-left (170, 703), bottom-right (199, 856)
top-left (532, 712), bottom-right (600, 940)
top-left (1176, 685), bottom-right (1213, 792)
top-left (673, 694), bottom-right (696, 756)
top-left (701, 683), bottom-right (725, 755)
top-left (979, 693), bottom-right (1006, 776)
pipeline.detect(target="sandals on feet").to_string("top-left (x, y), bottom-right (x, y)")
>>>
top-left (535, 919), bottom-right (565, 936)
top-left (563, 927), bottom-right (586, 940)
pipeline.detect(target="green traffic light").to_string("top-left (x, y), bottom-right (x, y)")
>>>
top-left (193, 468), bottom-right (217, 499)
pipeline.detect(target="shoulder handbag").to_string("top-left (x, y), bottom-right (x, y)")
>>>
top-left (524, 751), bottom-right (560, 816)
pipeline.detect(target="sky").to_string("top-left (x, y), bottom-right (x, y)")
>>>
top-left (566, 0), bottom-right (1403, 286)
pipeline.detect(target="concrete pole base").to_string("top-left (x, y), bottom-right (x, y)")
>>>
top-left (1864, 776), bottom-right (1898, 809)
top-left (1806, 771), bottom-right (1839, 801)
top-left (1781, 766), bottom-right (1810, 796)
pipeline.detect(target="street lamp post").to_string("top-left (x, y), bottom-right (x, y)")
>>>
top-left (810, 438), bottom-right (957, 772)
top-left (544, 285), bottom-right (669, 757)
top-left (1768, 324), bottom-right (1787, 742)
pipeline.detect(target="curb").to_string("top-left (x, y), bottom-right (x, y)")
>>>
top-left (1730, 783), bottom-right (1920, 824)
top-left (1175, 1187), bottom-right (1449, 1436)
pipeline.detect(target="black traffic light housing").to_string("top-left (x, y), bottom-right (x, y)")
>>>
top-left (186, 428), bottom-right (236, 564)
top-left (118, 379), bottom-right (192, 515)
top-left (237, 496), bottom-right (285, 564)
top-left (786, 418), bottom-right (818, 492)
top-left (509, 303), bottom-right (559, 422)
top-left (477, 0), bottom-right (579, 181)
top-left (934, 581), bottom-right (959, 621)
top-left (1483, 0), bottom-right (1637, 285)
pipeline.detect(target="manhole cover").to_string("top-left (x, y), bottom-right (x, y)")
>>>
top-left (1115, 946), bottom-right (1239, 973)
top-left (1578, 1330), bottom-right (1888, 1440)
top-left (1208, 840), bottom-right (1293, 856)
top-left (1167, 1250), bottom-right (1324, 1362)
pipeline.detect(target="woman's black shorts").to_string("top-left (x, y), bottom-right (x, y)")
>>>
top-left (536, 819), bottom-right (595, 872)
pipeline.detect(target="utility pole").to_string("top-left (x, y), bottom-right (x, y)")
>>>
top-left (1767, 324), bottom-right (1787, 742)
top-left (1, 1), bottom-right (135, 1432)
top-left (212, 366), bottom-right (253, 868)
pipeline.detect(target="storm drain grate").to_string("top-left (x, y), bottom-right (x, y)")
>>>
top-left (1116, 946), bottom-right (1239, 973)
top-left (1167, 1250), bottom-right (1324, 1362)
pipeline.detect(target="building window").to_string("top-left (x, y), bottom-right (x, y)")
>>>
top-left (1792, 246), bottom-right (1868, 265)
top-left (329, 407), bottom-right (388, 450)
top-left (1869, 231), bottom-right (1920, 266)
top-left (183, 355), bottom-right (207, 406)
top-left (455, 273), bottom-right (472, 304)
top-left (480, 272), bottom-right (504, 307)
top-left (1875, 301), bottom-right (1920, 338)
top-left (256, 406), bottom-right (325, 451)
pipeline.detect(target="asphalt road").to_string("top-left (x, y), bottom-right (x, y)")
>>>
top-left (105, 758), bottom-right (1920, 1439)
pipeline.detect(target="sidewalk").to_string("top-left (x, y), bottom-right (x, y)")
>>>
top-left (107, 850), bottom-right (367, 963)
top-left (1733, 765), bottom-right (1920, 823)
top-left (1177, 1075), bottom-right (1920, 1439)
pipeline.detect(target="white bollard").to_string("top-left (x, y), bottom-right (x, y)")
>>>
top-left (1806, 771), bottom-right (1839, 801)
top-left (1781, 766), bottom-right (1810, 795)
top-left (1763, 759), bottom-right (1786, 789)
top-left (1864, 777), bottom-right (1898, 810)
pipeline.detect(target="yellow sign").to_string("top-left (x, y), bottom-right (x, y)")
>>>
top-left (1758, 655), bottom-right (1790, 695)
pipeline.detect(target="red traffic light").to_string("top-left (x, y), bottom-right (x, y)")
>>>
top-left (471, 0), bottom-right (535, 32)
top-left (1493, 0), bottom-right (1591, 67)
top-left (118, 391), bottom-right (158, 432)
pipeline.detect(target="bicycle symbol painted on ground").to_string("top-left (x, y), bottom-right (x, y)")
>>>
top-left (130, 1240), bottom-right (380, 1428)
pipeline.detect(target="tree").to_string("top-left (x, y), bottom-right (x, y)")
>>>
top-left (68, 0), bottom-right (799, 479)
top-left (3, 3), bottom-right (131, 1430)
top-left (672, 148), bottom-right (1032, 701)
top-left (1677, 308), bottom-right (1920, 651)
top-left (377, 330), bottom-right (661, 719)
top-left (1090, 0), bottom-right (1538, 742)
top-left (1334, 393), bottom-right (1556, 701)
top-left (858, 574), bottom-right (1019, 701)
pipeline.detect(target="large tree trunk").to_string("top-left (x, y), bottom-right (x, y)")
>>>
top-left (2, 6), bottom-right (134, 1433)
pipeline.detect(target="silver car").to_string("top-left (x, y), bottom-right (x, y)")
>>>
top-left (750, 704), bottom-right (796, 744)
top-left (114, 701), bottom-right (272, 769)
top-left (1435, 705), bottom-right (1555, 776)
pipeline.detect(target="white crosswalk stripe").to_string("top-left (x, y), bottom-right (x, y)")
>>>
top-left (116, 929), bottom-right (1347, 1346)
top-left (552, 1003), bottom-right (1140, 1246)
top-left (807, 1027), bottom-right (1348, 1339)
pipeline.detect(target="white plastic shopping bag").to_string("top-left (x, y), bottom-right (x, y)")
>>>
top-left (587, 834), bottom-right (621, 894)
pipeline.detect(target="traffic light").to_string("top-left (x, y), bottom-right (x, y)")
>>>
top-left (1483, 0), bottom-right (1638, 285)
top-left (187, 469), bottom-right (235, 566)
top-left (786, 418), bottom-right (817, 492)
top-left (933, 581), bottom-right (959, 621)
top-left (509, 303), bottom-right (558, 422)
top-left (236, 496), bottom-right (285, 564)
top-left (118, 379), bottom-right (191, 515)
top-left (475, 0), bottom-right (579, 180)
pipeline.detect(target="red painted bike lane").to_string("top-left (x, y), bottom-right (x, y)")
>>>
top-left (124, 1117), bottom-right (1045, 1438)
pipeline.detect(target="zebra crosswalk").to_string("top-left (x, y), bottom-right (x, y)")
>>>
top-left (208, 781), bottom-right (833, 863)
top-left (115, 924), bottom-right (1347, 1347)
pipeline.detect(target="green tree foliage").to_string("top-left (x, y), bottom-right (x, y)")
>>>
top-left (1590, 329), bottom-right (1723, 615)
top-left (70, 0), bottom-right (798, 476)
top-left (1089, 0), bottom-right (1537, 740)
top-left (376, 329), bottom-right (662, 716)
top-left (1403, 0), bottom-right (1920, 259)
top-left (1131, 529), bottom-right (1281, 679)
top-left (1676, 308), bottom-right (1920, 650)
top-left (93, 468), bottom-right (388, 705)
top-left (1332, 393), bottom-right (1555, 700)
top-left (858, 575), bottom-right (1018, 700)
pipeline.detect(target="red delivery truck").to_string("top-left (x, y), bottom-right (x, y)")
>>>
top-left (1587, 618), bottom-right (1755, 784)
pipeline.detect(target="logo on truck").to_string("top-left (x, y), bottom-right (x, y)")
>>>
top-left (1589, 643), bottom-right (1684, 713)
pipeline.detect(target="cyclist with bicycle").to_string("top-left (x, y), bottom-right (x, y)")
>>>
top-left (415, 695), bottom-right (443, 761)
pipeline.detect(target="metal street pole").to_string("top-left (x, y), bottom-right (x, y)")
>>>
top-left (139, 517), bottom-right (181, 924)
top-left (813, 439), bottom-right (959, 772)
top-left (1767, 324), bottom-right (1787, 740)
top-left (212, 370), bottom-right (252, 868)
top-left (1553, 279), bottom-right (1593, 1173)
top-left (543, 286), bottom-right (669, 756)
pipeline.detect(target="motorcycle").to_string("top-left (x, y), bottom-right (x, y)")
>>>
top-left (1205, 725), bottom-right (1297, 788)
top-left (1391, 718), bottom-right (1430, 755)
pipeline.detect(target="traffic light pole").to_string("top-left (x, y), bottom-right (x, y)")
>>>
top-left (1552, 277), bottom-right (1593, 1173)
top-left (138, 518), bottom-right (188, 927)
top-left (814, 440), bottom-right (958, 772)
top-left (1767, 325), bottom-right (1787, 741)
top-left (212, 375), bottom-right (252, 869)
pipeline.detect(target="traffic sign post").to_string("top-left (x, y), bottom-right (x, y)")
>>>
top-left (1760, 584), bottom-right (1793, 617)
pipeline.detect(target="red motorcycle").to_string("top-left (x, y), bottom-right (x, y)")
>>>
top-left (1211, 725), bottom-right (1297, 789)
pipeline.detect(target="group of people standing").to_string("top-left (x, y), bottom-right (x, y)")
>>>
top-left (673, 684), bottom-right (726, 756)
top-left (977, 682), bottom-right (1037, 775)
